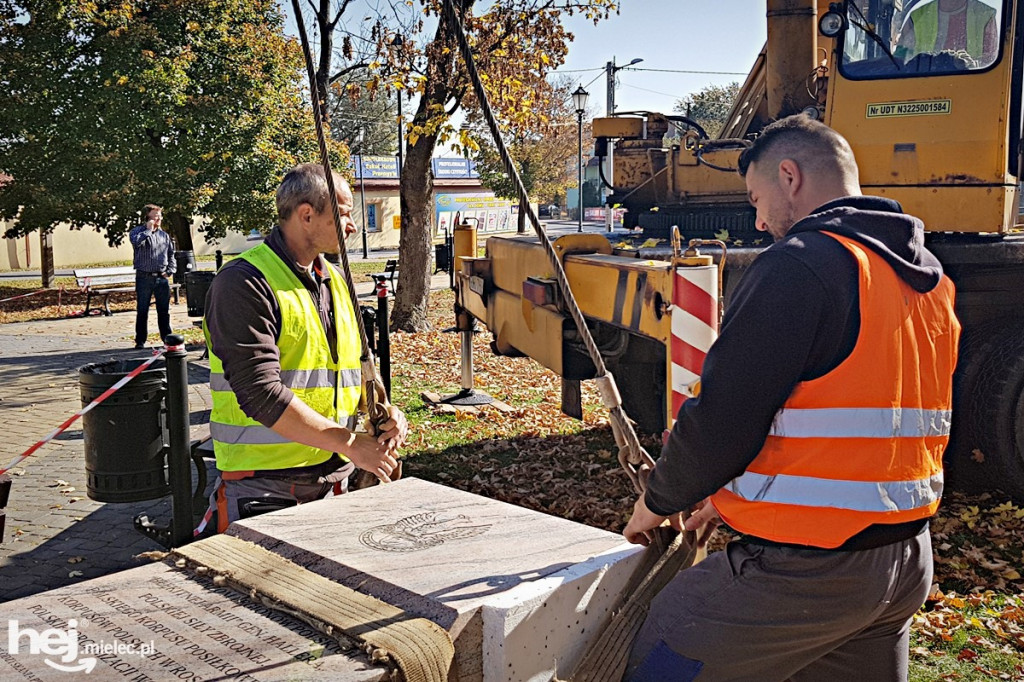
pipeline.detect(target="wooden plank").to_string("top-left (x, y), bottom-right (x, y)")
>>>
top-left (74, 266), bottom-right (136, 278)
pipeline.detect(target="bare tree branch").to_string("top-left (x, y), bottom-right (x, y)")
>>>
top-left (328, 62), bottom-right (370, 85)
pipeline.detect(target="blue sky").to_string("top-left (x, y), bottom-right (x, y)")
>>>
top-left (281, 0), bottom-right (768, 139)
top-left (554, 1), bottom-right (767, 114)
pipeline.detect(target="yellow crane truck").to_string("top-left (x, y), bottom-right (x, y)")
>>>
top-left (453, 0), bottom-right (1024, 502)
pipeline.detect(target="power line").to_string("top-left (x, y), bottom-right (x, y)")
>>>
top-left (618, 82), bottom-right (684, 100)
top-left (631, 67), bottom-right (747, 76)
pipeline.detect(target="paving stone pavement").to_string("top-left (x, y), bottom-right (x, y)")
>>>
top-left (0, 300), bottom-right (213, 604)
top-left (0, 269), bottom-right (455, 604)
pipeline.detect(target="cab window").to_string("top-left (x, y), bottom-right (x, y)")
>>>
top-left (840, 0), bottom-right (1003, 79)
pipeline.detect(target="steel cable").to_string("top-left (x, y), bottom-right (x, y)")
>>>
top-left (289, 0), bottom-right (391, 430)
top-left (440, 0), bottom-right (654, 491)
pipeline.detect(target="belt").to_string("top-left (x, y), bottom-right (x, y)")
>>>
top-left (140, 271), bottom-right (165, 277)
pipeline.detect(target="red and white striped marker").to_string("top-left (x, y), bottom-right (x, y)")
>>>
top-left (0, 350), bottom-right (164, 476)
top-left (669, 264), bottom-right (719, 430)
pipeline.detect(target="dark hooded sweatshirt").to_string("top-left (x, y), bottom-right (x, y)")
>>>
top-left (644, 196), bottom-right (947, 550)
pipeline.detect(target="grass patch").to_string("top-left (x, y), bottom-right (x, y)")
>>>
top-left (910, 591), bottom-right (1024, 681)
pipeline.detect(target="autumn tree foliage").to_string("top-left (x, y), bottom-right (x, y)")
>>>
top-left (468, 77), bottom-right (583, 233)
top-left (0, 0), bottom-right (323, 248)
top-left (350, 0), bottom-right (616, 331)
top-left (674, 81), bottom-right (742, 139)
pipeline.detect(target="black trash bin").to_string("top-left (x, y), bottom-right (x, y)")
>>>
top-left (79, 358), bottom-right (169, 502)
top-left (185, 271), bottom-right (215, 317)
top-left (173, 250), bottom-right (197, 285)
top-left (434, 241), bottom-right (452, 274)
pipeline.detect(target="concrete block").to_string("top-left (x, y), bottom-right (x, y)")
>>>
top-left (228, 477), bottom-right (644, 681)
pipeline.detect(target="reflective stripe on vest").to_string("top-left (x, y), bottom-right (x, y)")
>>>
top-left (210, 416), bottom-right (358, 446)
top-left (710, 232), bottom-right (959, 548)
top-left (724, 471), bottom-right (944, 513)
top-left (209, 368), bottom-right (362, 393)
top-left (911, 0), bottom-right (994, 59)
top-left (206, 243), bottom-right (362, 472)
top-left (769, 407), bottom-right (951, 439)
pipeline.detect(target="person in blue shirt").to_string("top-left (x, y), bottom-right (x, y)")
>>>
top-left (128, 204), bottom-right (176, 349)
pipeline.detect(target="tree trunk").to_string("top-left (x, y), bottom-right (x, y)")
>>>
top-left (165, 212), bottom-right (194, 252)
top-left (39, 230), bottom-right (54, 288)
top-left (391, 112), bottom-right (436, 332)
top-left (517, 207), bottom-right (527, 234)
top-left (389, 0), bottom-right (471, 332)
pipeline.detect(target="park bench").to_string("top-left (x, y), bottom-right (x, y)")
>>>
top-left (368, 258), bottom-right (399, 291)
top-left (73, 266), bottom-right (180, 317)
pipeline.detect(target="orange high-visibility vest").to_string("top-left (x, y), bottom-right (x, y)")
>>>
top-left (710, 232), bottom-right (960, 548)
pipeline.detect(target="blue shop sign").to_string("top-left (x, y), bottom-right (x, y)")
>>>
top-left (432, 158), bottom-right (480, 179)
top-left (352, 155), bottom-right (399, 180)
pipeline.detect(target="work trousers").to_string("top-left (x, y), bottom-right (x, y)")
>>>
top-left (135, 272), bottom-right (173, 346)
top-left (626, 530), bottom-right (932, 682)
top-left (211, 459), bottom-right (356, 533)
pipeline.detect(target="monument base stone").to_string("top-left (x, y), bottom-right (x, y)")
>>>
top-left (0, 478), bottom-right (643, 682)
top-left (0, 562), bottom-right (387, 681)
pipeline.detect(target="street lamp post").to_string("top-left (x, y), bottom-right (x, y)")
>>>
top-left (604, 57), bottom-right (643, 232)
top-left (392, 35), bottom-right (404, 181)
top-left (357, 128), bottom-right (369, 259)
top-left (397, 90), bottom-right (403, 180)
top-left (572, 85), bottom-right (590, 233)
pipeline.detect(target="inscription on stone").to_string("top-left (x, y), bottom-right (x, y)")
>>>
top-left (0, 564), bottom-right (385, 681)
top-left (358, 512), bottom-right (491, 552)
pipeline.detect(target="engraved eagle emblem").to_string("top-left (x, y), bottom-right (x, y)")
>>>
top-left (359, 512), bottom-right (491, 552)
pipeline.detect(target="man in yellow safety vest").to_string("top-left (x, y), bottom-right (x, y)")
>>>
top-left (203, 163), bottom-right (406, 532)
top-left (896, 0), bottom-right (998, 67)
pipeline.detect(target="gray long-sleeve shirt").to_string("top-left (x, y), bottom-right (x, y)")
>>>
top-left (204, 227), bottom-right (341, 427)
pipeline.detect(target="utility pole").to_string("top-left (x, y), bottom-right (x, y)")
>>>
top-left (604, 57), bottom-right (643, 233)
top-left (357, 128), bottom-right (369, 259)
top-left (605, 59), bottom-right (615, 233)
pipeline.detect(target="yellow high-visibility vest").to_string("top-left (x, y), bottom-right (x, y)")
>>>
top-left (911, 0), bottom-right (994, 60)
top-left (206, 243), bottom-right (362, 472)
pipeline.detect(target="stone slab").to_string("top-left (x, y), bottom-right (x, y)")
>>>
top-left (228, 477), bottom-right (644, 682)
top-left (0, 561), bottom-right (388, 681)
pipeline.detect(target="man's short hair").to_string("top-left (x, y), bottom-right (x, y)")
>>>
top-left (276, 163), bottom-right (346, 222)
top-left (142, 204), bottom-right (162, 218)
top-left (737, 115), bottom-right (858, 183)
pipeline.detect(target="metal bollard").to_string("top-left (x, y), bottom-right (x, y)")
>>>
top-left (0, 474), bottom-right (10, 543)
top-left (376, 278), bottom-right (392, 400)
top-left (134, 334), bottom-right (200, 548)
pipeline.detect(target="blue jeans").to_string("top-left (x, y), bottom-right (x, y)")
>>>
top-left (135, 272), bottom-right (172, 345)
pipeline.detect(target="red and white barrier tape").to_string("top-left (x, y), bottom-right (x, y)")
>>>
top-left (0, 349), bottom-right (165, 476)
top-left (0, 285), bottom-right (65, 305)
top-left (194, 501), bottom-right (215, 537)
